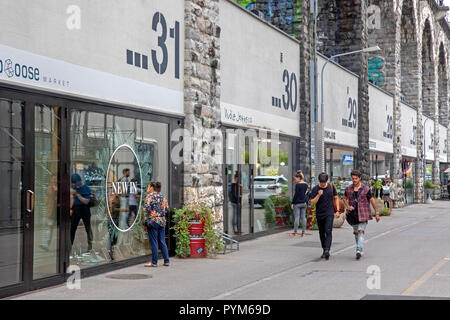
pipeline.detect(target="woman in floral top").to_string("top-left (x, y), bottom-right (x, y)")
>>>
top-left (144, 181), bottom-right (170, 267)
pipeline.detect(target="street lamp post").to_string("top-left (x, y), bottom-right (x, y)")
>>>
top-left (317, 46), bottom-right (381, 174)
top-left (423, 116), bottom-right (435, 203)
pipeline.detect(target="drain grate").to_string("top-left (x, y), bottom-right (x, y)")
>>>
top-left (105, 274), bottom-right (152, 280)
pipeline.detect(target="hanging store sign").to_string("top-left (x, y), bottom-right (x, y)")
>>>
top-left (369, 85), bottom-right (393, 154)
top-left (400, 102), bottom-right (417, 158)
top-left (220, 0), bottom-right (300, 137)
top-left (318, 55), bottom-right (358, 148)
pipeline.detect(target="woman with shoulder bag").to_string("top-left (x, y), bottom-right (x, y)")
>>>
top-left (143, 181), bottom-right (170, 267)
top-left (290, 170), bottom-right (309, 237)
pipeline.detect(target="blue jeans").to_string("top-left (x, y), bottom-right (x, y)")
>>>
top-left (293, 203), bottom-right (307, 233)
top-left (147, 223), bottom-right (170, 265)
top-left (352, 222), bottom-right (367, 253)
top-left (231, 202), bottom-right (238, 232)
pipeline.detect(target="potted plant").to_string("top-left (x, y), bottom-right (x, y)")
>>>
top-left (273, 195), bottom-right (293, 227)
top-left (306, 204), bottom-right (318, 230)
top-left (263, 197), bottom-right (276, 229)
top-left (172, 204), bottom-right (223, 258)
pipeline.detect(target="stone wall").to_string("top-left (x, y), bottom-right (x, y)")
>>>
top-left (316, 0), bottom-right (449, 204)
top-left (317, 0), bottom-right (371, 183)
top-left (296, 0), bottom-right (312, 183)
top-left (183, 0), bottom-right (224, 228)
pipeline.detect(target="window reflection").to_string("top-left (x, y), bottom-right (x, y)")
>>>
top-left (70, 111), bottom-right (168, 268)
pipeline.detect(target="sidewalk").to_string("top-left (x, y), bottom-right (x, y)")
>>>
top-left (10, 200), bottom-right (450, 300)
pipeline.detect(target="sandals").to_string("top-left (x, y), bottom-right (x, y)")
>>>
top-left (289, 232), bottom-right (298, 237)
top-left (144, 262), bottom-right (157, 267)
top-left (144, 262), bottom-right (170, 267)
top-left (301, 232), bottom-right (305, 237)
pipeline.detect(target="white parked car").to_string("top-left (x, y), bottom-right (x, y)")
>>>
top-left (253, 176), bottom-right (288, 206)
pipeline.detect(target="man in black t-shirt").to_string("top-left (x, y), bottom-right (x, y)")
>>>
top-left (309, 172), bottom-right (340, 260)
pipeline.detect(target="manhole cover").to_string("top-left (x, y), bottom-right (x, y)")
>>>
top-left (105, 274), bottom-right (152, 280)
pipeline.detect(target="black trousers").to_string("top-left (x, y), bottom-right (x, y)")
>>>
top-left (128, 205), bottom-right (138, 226)
top-left (71, 204), bottom-right (93, 250)
top-left (317, 214), bottom-right (334, 252)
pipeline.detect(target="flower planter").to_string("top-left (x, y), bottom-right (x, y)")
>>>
top-left (189, 236), bottom-right (206, 258)
top-left (188, 219), bottom-right (205, 258)
top-left (275, 215), bottom-right (284, 227)
top-left (425, 189), bottom-right (434, 203)
top-left (275, 206), bottom-right (285, 215)
top-left (306, 217), bottom-right (312, 230)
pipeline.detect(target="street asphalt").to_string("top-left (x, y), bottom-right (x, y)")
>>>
top-left (8, 200), bottom-right (450, 300)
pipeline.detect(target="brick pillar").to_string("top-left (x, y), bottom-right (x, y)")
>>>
top-left (317, 0), bottom-right (371, 183)
top-left (433, 62), bottom-right (441, 199)
top-left (367, 0), bottom-right (405, 207)
top-left (183, 0), bottom-right (223, 228)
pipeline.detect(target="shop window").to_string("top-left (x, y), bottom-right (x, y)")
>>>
top-left (69, 111), bottom-right (168, 268)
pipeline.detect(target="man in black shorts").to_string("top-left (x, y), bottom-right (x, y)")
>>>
top-left (309, 172), bottom-right (340, 260)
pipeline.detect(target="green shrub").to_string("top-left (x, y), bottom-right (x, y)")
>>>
top-left (424, 180), bottom-right (436, 189)
top-left (405, 180), bottom-right (414, 189)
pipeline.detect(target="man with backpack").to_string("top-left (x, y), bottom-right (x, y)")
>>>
top-left (309, 172), bottom-right (340, 260)
top-left (343, 169), bottom-right (380, 260)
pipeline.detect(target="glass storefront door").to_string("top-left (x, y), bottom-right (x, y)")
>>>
top-left (224, 132), bottom-right (254, 236)
top-left (224, 128), bottom-right (295, 237)
top-left (33, 104), bottom-right (61, 279)
top-left (0, 96), bottom-right (63, 297)
top-left (0, 98), bottom-right (27, 289)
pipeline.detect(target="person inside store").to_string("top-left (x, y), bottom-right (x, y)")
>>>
top-left (70, 173), bottom-right (94, 252)
top-left (127, 177), bottom-right (141, 227)
top-left (40, 175), bottom-right (58, 251)
top-left (108, 191), bottom-right (121, 260)
top-left (120, 168), bottom-right (131, 183)
top-left (229, 172), bottom-right (240, 234)
top-left (143, 181), bottom-right (170, 267)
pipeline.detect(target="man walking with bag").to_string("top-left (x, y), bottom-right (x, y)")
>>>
top-left (309, 172), bottom-right (340, 260)
top-left (343, 170), bottom-right (380, 260)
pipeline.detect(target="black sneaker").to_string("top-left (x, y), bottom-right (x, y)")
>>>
top-left (320, 251), bottom-right (326, 259)
top-left (356, 252), bottom-right (361, 260)
top-left (324, 251), bottom-right (330, 260)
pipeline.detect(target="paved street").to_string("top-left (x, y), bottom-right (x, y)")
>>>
top-left (9, 200), bottom-right (450, 300)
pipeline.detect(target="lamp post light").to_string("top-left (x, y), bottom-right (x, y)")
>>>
top-left (320, 46), bottom-right (381, 123)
